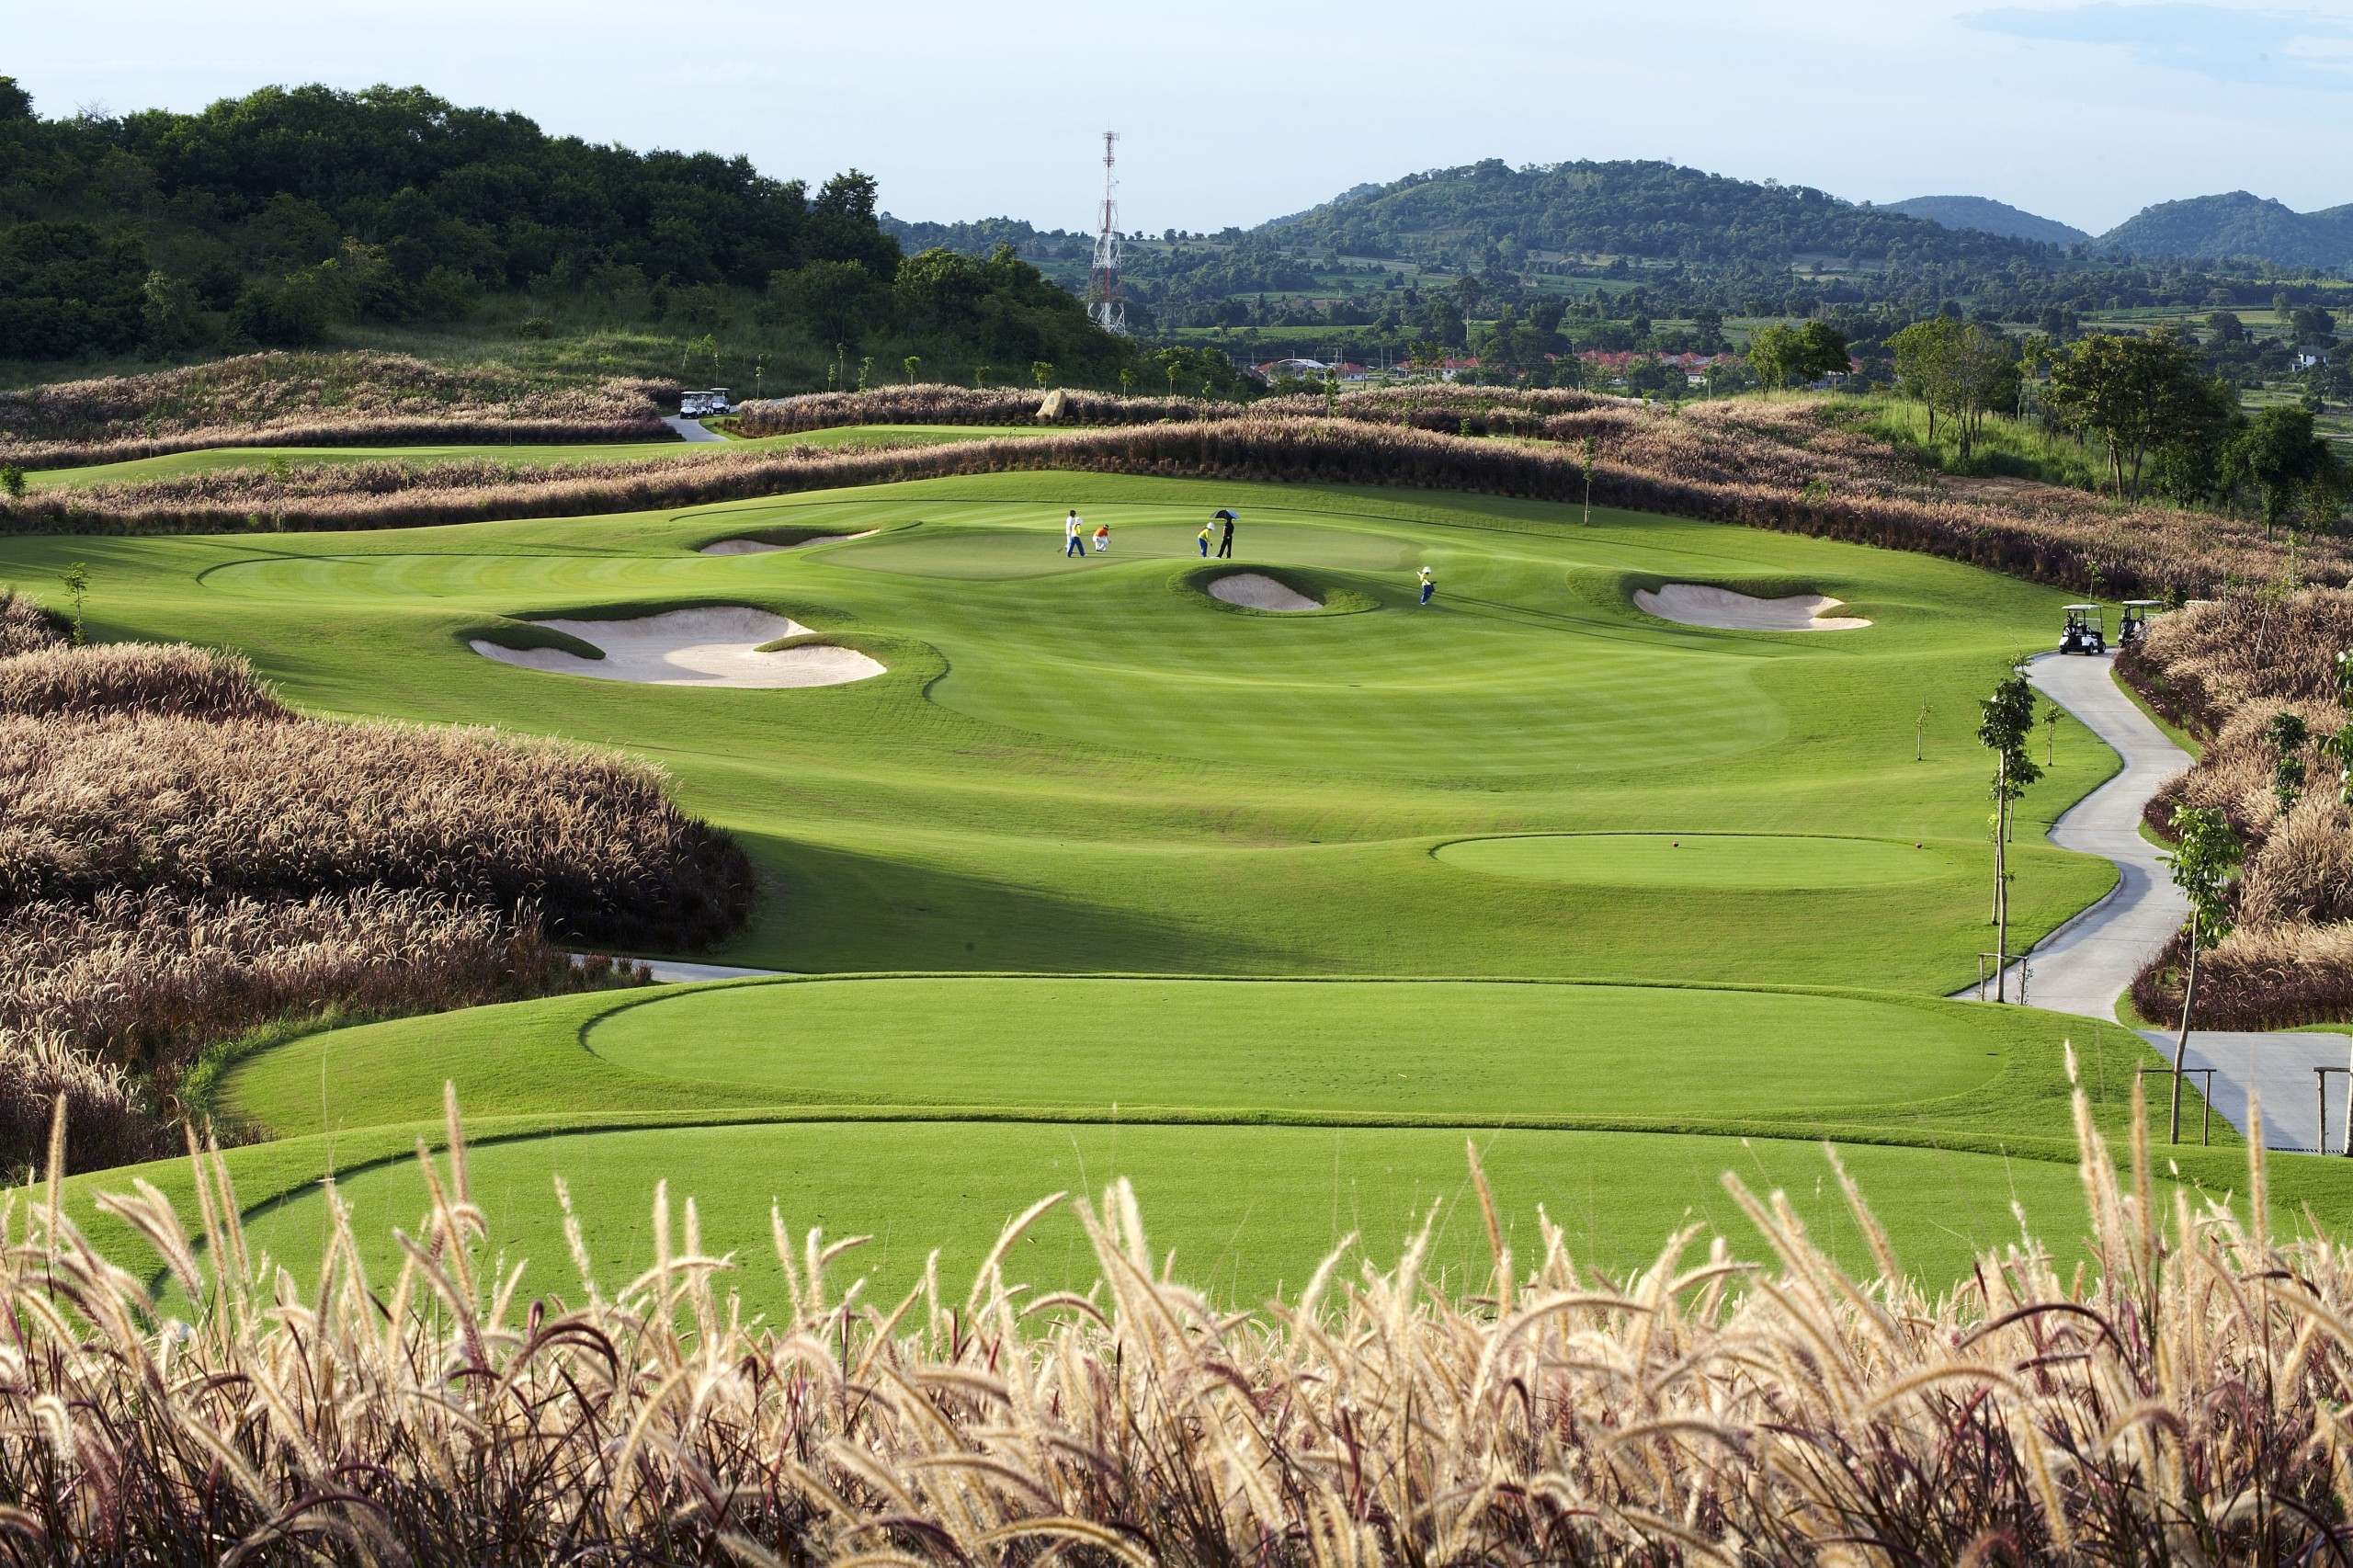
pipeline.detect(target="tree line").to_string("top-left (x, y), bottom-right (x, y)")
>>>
top-left (0, 78), bottom-right (1127, 384)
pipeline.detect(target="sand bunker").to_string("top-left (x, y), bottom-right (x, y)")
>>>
top-left (1634, 584), bottom-right (1870, 631)
top-left (1208, 573), bottom-right (1321, 612)
top-left (699, 529), bottom-right (880, 555)
top-left (471, 607), bottom-right (884, 688)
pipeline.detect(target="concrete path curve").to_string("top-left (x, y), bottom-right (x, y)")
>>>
top-left (1973, 652), bottom-right (2353, 1153)
top-left (1985, 652), bottom-right (2191, 1018)
top-left (663, 415), bottom-right (727, 443)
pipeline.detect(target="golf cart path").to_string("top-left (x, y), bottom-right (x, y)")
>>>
top-left (1975, 652), bottom-right (2353, 1153)
top-left (1984, 652), bottom-right (2192, 1021)
top-left (664, 416), bottom-right (727, 443)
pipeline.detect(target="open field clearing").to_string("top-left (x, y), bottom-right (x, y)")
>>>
top-left (10, 468), bottom-right (2277, 1294)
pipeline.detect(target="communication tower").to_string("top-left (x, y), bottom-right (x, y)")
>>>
top-left (1087, 131), bottom-right (1125, 335)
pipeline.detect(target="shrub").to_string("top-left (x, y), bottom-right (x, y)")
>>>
top-left (0, 641), bottom-right (283, 719)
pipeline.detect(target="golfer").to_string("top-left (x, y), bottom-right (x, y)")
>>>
top-left (1417, 564), bottom-right (1435, 606)
top-left (1064, 510), bottom-right (1086, 558)
top-left (1198, 521), bottom-right (1215, 557)
top-left (1215, 508), bottom-right (1237, 559)
top-left (1093, 522), bottom-right (1110, 552)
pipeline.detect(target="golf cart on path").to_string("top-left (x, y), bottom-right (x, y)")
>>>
top-left (2060, 604), bottom-right (2107, 655)
top-left (2119, 599), bottom-right (2161, 646)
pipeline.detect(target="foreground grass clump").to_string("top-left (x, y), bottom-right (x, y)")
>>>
top-left (11, 1087), bottom-right (2353, 1563)
top-left (0, 603), bottom-right (752, 1176)
top-left (2123, 587), bottom-right (2353, 1027)
top-left (0, 350), bottom-right (676, 469)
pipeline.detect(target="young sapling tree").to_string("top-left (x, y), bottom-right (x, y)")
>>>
top-left (60, 562), bottom-right (90, 645)
top-left (2268, 711), bottom-right (2309, 814)
top-left (2163, 804), bottom-right (2243, 1142)
top-left (1977, 670), bottom-right (2043, 999)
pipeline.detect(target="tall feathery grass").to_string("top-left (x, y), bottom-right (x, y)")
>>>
top-left (5, 1076), bottom-right (2352, 1562)
top-left (2122, 588), bottom-right (2353, 1027)
top-left (0, 621), bottom-right (750, 1176)
top-left (7, 394), bottom-right (2334, 598)
top-left (0, 351), bottom-right (676, 469)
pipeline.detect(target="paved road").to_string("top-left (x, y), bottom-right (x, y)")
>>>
top-left (663, 415), bottom-right (727, 443)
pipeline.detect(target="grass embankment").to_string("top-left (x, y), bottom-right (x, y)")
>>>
top-left (9, 391), bottom-right (2330, 602)
top-left (1824, 391), bottom-right (2109, 489)
top-left (6, 473), bottom-right (2245, 1296)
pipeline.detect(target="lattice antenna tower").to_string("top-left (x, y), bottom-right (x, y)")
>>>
top-left (1088, 131), bottom-right (1125, 335)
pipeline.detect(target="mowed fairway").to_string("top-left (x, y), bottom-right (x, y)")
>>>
top-left (11, 467), bottom-right (2227, 1297)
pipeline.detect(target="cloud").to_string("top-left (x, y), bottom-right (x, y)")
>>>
top-left (1960, 3), bottom-right (2353, 88)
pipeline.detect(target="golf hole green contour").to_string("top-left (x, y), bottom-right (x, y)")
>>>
top-left (582, 976), bottom-right (2003, 1119)
top-left (1435, 834), bottom-right (1954, 890)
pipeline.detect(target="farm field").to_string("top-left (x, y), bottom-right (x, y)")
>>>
top-left (9, 466), bottom-right (2262, 1303)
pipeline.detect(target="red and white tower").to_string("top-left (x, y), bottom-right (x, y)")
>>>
top-left (1087, 131), bottom-right (1125, 335)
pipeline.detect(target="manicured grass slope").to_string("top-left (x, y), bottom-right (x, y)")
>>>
top-left (2, 474), bottom-right (2114, 985)
top-left (13, 469), bottom-right (2239, 1295)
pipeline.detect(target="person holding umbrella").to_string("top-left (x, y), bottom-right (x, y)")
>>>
top-left (1214, 508), bottom-right (1238, 559)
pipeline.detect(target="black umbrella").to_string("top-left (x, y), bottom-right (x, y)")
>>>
top-left (1213, 509), bottom-right (1237, 521)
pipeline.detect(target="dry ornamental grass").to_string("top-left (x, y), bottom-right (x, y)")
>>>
top-left (0, 351), bottom-right (676, 469)
top-left (2, 1080), bottom-right (2350, 1564)
top-left (2122, 590), bottom-right (2353, 1028)
top-left (13, 391), bottom-right (2336, 599)
top-left (0, 631), bottom-right (748, 1176)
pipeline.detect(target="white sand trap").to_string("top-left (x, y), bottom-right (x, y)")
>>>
top-left (1634, 584), bottom-right (1870, 631)
top-left (699, 530), bottom-right (880, 555)
top-left (1208, 573), bottom-right (1321, 612)
top-left (471, 607), bottom-right (884, 687)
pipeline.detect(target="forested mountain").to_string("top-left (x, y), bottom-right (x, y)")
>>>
top-left (1884, 196), bottom-right (2088, 247)
top-left (2097, 192), bottom-right (2353, 267)
top-left (1258, 159), bottom-right (2059, 270)
top-left (0, 77), bottom-right (1124, 381)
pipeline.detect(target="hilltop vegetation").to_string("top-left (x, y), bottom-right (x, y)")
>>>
top-left (0, 76), bottom-right (1127, 389)
top-left (2102, 191), bottom-right (2353, 268)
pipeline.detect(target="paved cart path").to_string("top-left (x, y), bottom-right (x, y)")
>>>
top-left (1971, 652), bottom-right (2353, 1152)
top-left (663, 415), bottom-right (727, 443)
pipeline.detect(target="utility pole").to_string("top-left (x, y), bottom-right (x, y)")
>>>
top-left (1088, 132), bottom-right (1125, 335)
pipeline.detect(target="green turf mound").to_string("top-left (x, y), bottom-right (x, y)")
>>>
top-left (222, 1119), bottom-right (2117, 1310)
top-left (1435, 834), bottom-right (1953, 889)
top-left (582, 975), bottom-right (2003, 1119)
top-left (1176, 563), bottom-right (1380, 617)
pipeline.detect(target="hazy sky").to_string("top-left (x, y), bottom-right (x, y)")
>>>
top-left (12, 0), bottom-right (2353, 237)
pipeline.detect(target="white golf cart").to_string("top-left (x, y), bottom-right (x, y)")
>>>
top-left (2059, 604), bottom-right (2107, 655)
top-left (2118, 599), bottom-right (2161, 646)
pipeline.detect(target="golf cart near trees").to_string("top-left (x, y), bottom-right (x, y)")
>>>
top-left (2060, 604), bottom-right (2107, 655)
top-left (2119, 599), bottom-right (2161, 646)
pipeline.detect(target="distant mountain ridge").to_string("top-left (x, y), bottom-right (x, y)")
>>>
top-left (1255, 159), bottom-right (2054, 271)
top-left (2094, 191), bottom-right (2353, 267)
top-left (1882, 195), bottom-right (2088, 246)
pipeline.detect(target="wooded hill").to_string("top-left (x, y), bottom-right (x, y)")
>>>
top-left (0, 78), bottom-right (1127, 384)
top-left (1261, 159), bottom-right (2060, 270)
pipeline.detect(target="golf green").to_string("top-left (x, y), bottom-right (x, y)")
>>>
top-left (583, 977), bottom-right (2002, 1117)
top-left (1436, 834), bottom-right (1955, 889)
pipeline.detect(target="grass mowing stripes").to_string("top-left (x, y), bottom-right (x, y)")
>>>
top-left (12, 468), bottom-right (2274, 1290)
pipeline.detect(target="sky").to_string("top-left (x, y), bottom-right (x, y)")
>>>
top-left (11, 0), bottom-right (2353, 237)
